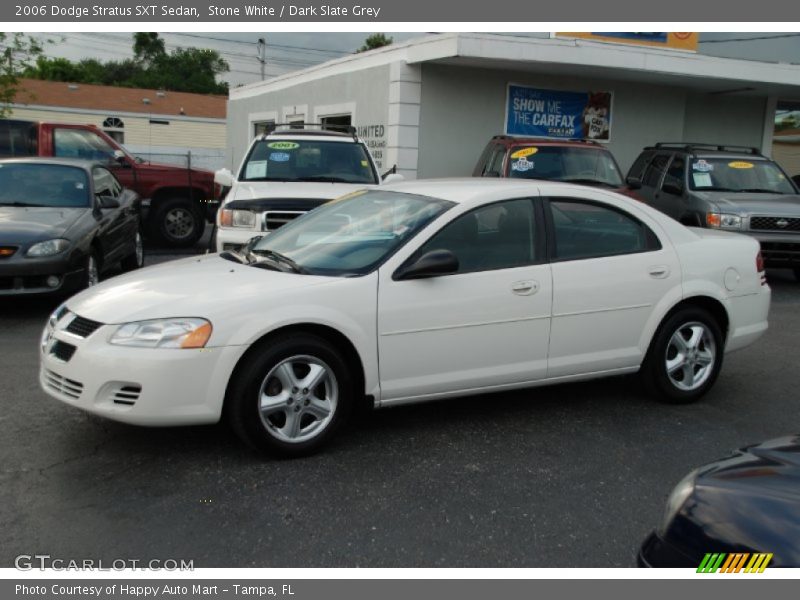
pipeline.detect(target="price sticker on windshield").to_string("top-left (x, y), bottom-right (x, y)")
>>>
top-left (510, 147), bottom-right (538, 159)
top-left (728, 161), bottom-right (754, 169)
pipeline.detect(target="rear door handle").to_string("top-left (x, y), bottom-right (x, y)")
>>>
top-left (648, 265), bottom-right (670, 279)
top-left (511, 280), bottom-right (539, 295)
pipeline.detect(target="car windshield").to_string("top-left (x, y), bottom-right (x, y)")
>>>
top-left (240, 139), bottom-right (379, 184)
top-left (0, 163), bottom-right (90, 207)
top-left (250, 190), bottom-right (454, 276)
top-left (688, 158), bottom-right (797, 194)
top-left (506, 145), bottom-right (624, 187)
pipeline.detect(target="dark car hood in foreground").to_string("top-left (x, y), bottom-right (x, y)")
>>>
top-left (666, 435), bottom-right (800, 567)
top-left (0, 207), bottom-right (86, 244)
top-left (699, 192), bottom-right (800, 215)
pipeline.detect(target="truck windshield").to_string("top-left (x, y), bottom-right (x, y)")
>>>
top-left (250, 190), bottom-right (453, 276)
top-left (0, 163), bottom-right (90, 208)
top-left (240, 139), bottom-right (378, 185)
top-left (507, 145), bottom-right (624, 187)
top-left (688, 158), bottom-right (797, 194)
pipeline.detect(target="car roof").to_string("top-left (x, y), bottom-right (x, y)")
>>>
top-left (490, 135), bottom-right (605, 149)
top-left (379, 177), bottom-right (577, 205)
top-left (0, 157), bottom-right (100, 171)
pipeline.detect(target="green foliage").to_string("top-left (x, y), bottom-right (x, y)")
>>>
top-left (23, 33), bottom-right (229, 95)
top-left (357, 34), bottom-right (393, 53)
top-left (0, 33), bottom-right (45, 117)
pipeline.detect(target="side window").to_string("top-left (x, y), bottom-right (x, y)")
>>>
top-left (642, 153), bottom-right (670, 188)
top-left (549, 199), bottom-right (660, 261)
top-left (662, 155), bottom-right (686, 192)
top-left (414, 198), bottom-right (537, 274)
top-left (54, 128), bottom-right (115, 162)
top-left (92, 167), bottom-right (118, 199)
top-left (627, 152), bottom-right (652, 181)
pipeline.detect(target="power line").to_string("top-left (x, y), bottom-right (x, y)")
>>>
top-left (168, 32), bottom-right (349, 56)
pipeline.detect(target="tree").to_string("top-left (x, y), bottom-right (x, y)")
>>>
top-left (133, 32), bottom-right (166, 67)
top-left (357, 34), bottom-right (393, 53)
top-left (0, 33), bottom-right (45, 117)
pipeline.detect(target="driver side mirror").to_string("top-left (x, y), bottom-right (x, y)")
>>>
top-left (626, 176), bottom-right (642, 190)
top-left (215, 168), bottom-right (234, 188)
top-left (112, 149), bottom-right (131, 167)
top-left (393, 249), bottom-right (459, 281)
top-left (96, 195), bottom-right (120, 209)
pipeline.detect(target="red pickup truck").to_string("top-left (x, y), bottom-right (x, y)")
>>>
top-left (0, 119), bottom-right (215, 247)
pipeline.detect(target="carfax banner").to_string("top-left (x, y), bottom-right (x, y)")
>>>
top-left (505, 84), bottom-right (613, 141)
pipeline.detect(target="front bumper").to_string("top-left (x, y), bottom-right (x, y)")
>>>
top-left (0, 253), bottom-right (86, 296)
top-left (215, 226), bottom-right (267, 253)
top-left (638, 532), bottom-right (697, 568)
top-left (40, 312), bottom-right (245, 426)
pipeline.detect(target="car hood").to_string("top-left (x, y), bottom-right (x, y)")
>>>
top-left (228, 181), bottom-right (373, 203)
top-left (0, 207), bottom-right (86, 244)
top-left (66, 253), bottom-right (338, 325)
top-left (697, 192), bottom-right (800, 215)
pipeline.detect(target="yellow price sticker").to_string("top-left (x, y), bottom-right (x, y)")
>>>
top-left (511, 147), bottom-right (538, 159)
top-left (728, 161), bottom-right (754, 169)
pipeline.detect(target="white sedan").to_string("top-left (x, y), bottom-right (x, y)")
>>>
top-left (40, 179), bottom-right (770, 456)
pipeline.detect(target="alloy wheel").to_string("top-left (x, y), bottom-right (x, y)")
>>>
top-left (665, 321), bottom-right (716, 391)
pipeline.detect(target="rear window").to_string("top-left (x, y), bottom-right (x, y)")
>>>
top-left (0, 121), bottom-right (37, 157)
top-left (240, 139), bottom-right (378, 185)
top-left (506, 145), bottom-right (623, 187)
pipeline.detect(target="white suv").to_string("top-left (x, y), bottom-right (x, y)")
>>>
top-left (214, 124), bottom-right (399, 252)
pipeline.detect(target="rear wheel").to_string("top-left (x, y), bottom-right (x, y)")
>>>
top-left (641, 307), bottom-right (723, 404)
top-left (149, 196), bottom-right (204, 248)
top-left (226, 334), bottom-right (354, 457)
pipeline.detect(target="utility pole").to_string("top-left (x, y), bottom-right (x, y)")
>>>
top-left (257, 37), bottom-right (266, 81)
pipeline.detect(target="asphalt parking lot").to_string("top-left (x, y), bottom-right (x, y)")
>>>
top-left (2, 235), bottom-right (799, 568)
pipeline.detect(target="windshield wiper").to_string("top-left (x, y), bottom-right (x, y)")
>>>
top-left (740, 188), bottom-right (783, 194)
top-left (0, 202), bottom-right (48, 207)
top-left (301, 176), bottom-right (353, 183)
top-left (250, 249), bottom-right (308, 274)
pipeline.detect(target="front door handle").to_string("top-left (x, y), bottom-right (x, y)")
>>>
top-left (511, 280), bottom-right (539, 295)
top-left (649, 265), bottom-right (670, 279)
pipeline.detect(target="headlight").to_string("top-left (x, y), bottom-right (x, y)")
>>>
top-left (706, 212), bottom-right (742, 229)
top-left (27, 239), bottom-right (70, 257)
top-left (659, 470), bottom-right (697, 534)
top-left (109, 318), bottom-right (213, 349)
top-left (219, 209), bottom-right (256, 229)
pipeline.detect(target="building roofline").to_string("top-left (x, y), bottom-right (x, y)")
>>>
top-left (230, 32), bottom-right (800, 102)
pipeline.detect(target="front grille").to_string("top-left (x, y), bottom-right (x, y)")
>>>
top-left (50, 340), bottom-right (76, 362)
top-left (263, 211), bottom-right (305, 232)
top-left (758, 241), bottom-right (800, 263)
top-left (43, 369), bottom-right (83, 400)
top-left (750, 216), bottom-right (800, 232)
top-left (65, 315), bottom-right (103, 338)
top-left (111, 384), bottom-right (142, 406)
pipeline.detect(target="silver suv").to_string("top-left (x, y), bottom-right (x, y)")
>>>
top-left (627, 143), bottom-right (800, 279)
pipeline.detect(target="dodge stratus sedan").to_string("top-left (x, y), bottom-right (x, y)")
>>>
top-left (40, 179), bottom-right (770, 456)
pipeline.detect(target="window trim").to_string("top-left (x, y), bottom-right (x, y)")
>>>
top-left (543, 197), bottom-right (662, 263)
top-left (661, 153), bottom-right (688, 194)
top-left (394, 197), bottom-right (547, 279)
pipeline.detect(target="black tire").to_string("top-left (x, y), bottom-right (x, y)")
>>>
top-left (641, 307), bottom-right (724, 404)
top-left (120, 228), bottom-right (145, 272)
top-left (225, 334), bottom-right (354, 457)
top-left (149, 196), bottom-right (205, 248)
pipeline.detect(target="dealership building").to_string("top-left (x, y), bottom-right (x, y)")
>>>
top-left (225, 33), bottom-right (800, 179)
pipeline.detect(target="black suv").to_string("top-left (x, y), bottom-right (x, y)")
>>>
top-left (627, 143), bottom-right (800, 279)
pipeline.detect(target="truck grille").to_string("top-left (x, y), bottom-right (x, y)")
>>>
top-left (43, 369), bottom-right (83, 400)
top-left (263, 211), bottom-right (306, 232)
top-left (65, 315), bottom-right (103, 338)
top-left (750, 216), bottom-right (800, 232)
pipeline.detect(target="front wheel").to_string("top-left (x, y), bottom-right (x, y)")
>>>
top-left (225, 334), bottom-right (354, 457)
top-left (120, 229), bottom-right (144, 271)
top-left (149, 197), bottom-right (205, 248)
top-left (641, 308), bottom-right (724, 404)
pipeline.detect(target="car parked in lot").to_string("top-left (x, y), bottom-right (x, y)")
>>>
top-left (0, 119), bottom-right (216, 248)
top-left (626, 143), bottom-right (800, 279)
top-left (213, 123), bottom-right (401, 253)
top-left (639, 435), bottom-right (800, 568)
top-left (0, 158), bottom-right (143, 295)
top-left (40, 179), bottom-right (769, 456)
top-left (473, 135), bottom-right (629, 192)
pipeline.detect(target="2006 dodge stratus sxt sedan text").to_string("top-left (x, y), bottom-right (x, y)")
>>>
top-left (40, 179), bottom-right (770, 456)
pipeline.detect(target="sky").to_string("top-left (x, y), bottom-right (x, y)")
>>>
top-left (27, 32), bottom-right (800, 89)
